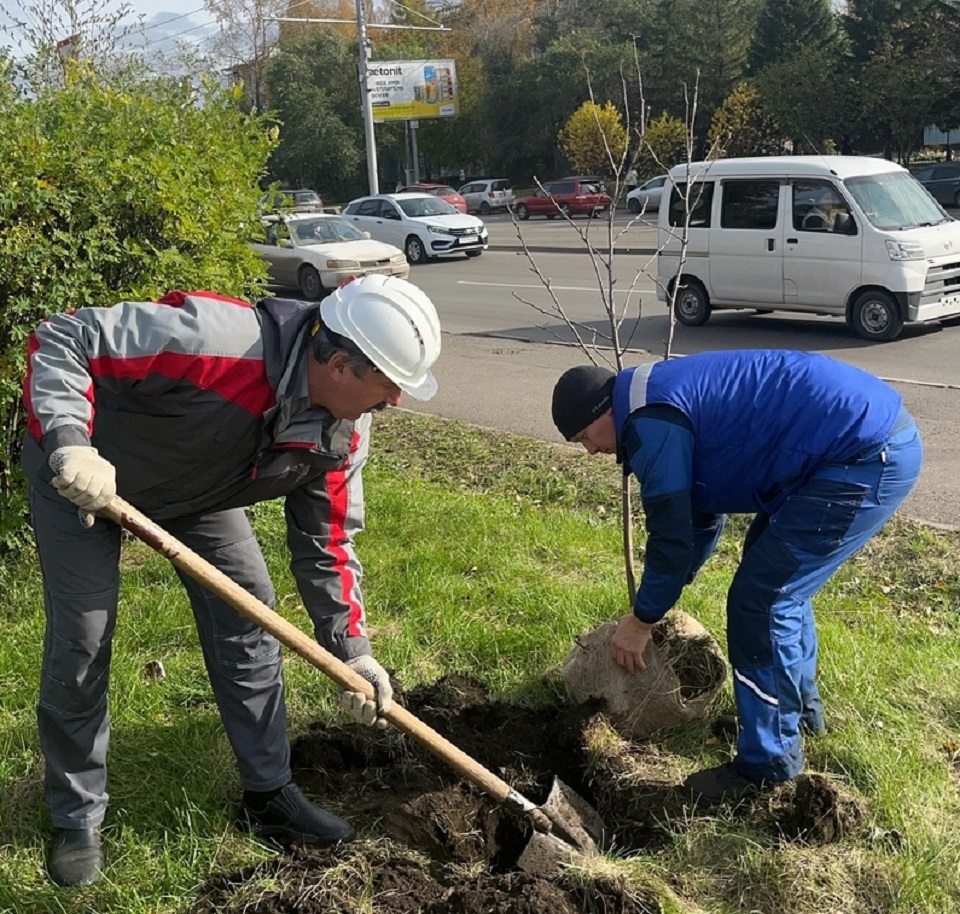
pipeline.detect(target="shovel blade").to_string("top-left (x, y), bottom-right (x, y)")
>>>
top-left (517, 777), bottom-right (606, 877)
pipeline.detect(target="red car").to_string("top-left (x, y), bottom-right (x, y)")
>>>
top-left (398, 183), bottom-right (468, 214)
top-left (514, 177), bottom-right (611, 220)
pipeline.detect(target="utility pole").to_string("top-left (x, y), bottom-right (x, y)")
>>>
top-left (270, 13), bottom-right (451, 197)
top-left (354, 0), bottom-right (379, 193)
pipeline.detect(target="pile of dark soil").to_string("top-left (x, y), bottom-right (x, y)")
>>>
top-left (191, 675), bottom-right (864, 914)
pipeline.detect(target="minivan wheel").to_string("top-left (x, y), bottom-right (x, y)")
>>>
top-left (298, 265), bottom-right (324, 301)
top-left (559, 202), bottom-right (571, 218)
top-left (516, 203), bottom-right (529, 221)
top-left (627, 197), bottom-right (641, 213)
top-left (405, 235), bottom-right (429, 264)
top-left (850, 289), bottom-right (903, 342)
top-left (674, 280), bottom-right (711, 326)
top-left (480, 201), bottom-right (491, 215)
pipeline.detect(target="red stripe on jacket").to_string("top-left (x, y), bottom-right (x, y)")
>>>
top-left (87, 352), bottom-right (274, 416)
top-left (156, 290), bottom-right (253, 308)
top-left (326, 431), bottom-right (364, 638)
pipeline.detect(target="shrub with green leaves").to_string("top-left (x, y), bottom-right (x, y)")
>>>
top-left (0, 61), bottom-right (276, 551)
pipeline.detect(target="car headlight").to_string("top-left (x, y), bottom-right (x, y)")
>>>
top-left (326, 259), bottom-right (360, 269)
top-left (389, 252), bottom-right (407, 263)
top-left (427, 225), bottom-right (450, 235)
top-left (885, 240), bottom-right (925, 261)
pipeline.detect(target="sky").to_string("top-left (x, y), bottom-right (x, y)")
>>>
top-left (0, 0), bottom-right (221, 56)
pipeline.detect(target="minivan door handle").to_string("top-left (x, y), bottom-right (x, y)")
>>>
top-left (786, 237), bottom-right (798, 244)
top-left (767, 238), bottom-right (776, 252)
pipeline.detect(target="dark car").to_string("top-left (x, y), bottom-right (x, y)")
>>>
top-left (513, 177), bottom-right (611, 220)
top-left (911, 162), bottom-right (960, 209)
top-left (397, 183), bottom-right (468, 213)
top-left (259, 188), bottom-right (325, 214)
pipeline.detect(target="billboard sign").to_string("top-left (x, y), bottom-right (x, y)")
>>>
top-left (368, 60), bottom-right (459, 122)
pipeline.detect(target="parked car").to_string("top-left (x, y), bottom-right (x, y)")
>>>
top-left (458, 178), bottom-right (514, 214)
top-left (342, 192), bottom-right (488, 263)
top-left (626, 175), bottom-right (667, 213)
top-left (911, 162), bottom-right (960, 209)
top-left (513, 177), bottom-right (611, 220)
top-left (398, 183), bottom-right (468, 213)
top-left (259, 188), bottom-right (325, 214)
top-left (251, 213), bottom-right (409, 300)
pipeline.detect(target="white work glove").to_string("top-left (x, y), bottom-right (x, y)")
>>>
top-left (49, 446), bottom-right (117, 513)
top-left (340, 655), bottom-right (394, 729)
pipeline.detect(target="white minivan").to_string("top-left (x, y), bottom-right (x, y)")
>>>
top-left (656, 156), bottom-right (960, 341)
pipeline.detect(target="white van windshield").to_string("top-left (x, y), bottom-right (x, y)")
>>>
top-left (844, 171), bottom-right (949, 231)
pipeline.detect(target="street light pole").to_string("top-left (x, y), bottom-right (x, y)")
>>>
top-left (355, 0), bottom-right (379, 194)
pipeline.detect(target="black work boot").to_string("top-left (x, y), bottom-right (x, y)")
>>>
top-left (47, 827), bottom-right (104, 887)
top-left (682, 763), bottom-right (762, 806)
top-left (239, 782), bottom-right (356, 846)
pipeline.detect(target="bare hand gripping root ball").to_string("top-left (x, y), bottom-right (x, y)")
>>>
top-left (562, 612), bottom-right (727, 738)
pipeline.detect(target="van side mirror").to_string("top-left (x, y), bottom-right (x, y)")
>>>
top-left (833, 212), bottom-right (855, 235)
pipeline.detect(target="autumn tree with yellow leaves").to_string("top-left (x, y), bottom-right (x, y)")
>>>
top-left (557, 101), bottom-right (629, 177)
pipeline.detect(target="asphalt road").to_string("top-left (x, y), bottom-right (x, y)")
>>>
top-left (390, 212), bottom-right (960, 529)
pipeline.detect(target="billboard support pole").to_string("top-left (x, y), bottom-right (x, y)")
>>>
top-left (356, 0), bottom-right (379, 195)
top-left (410, 120), bottom-right (420, 183)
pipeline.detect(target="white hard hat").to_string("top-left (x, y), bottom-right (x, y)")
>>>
top-left (320, 275), bottom-right (441, 401)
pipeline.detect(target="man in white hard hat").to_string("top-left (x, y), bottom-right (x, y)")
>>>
top-left (21, 275), bottom-right (442, 887)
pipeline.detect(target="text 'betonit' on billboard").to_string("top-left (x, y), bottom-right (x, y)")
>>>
top-left (368, 60), bottom-right (459, 122)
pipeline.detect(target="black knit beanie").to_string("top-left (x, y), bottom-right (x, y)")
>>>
top-left (551, 365), bottom-right (616, 440)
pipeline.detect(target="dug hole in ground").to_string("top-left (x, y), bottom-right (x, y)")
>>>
top-left (192, 613), bottom-right (866, 913)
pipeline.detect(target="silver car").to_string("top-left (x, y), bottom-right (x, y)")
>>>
top-left (626, 175), bottom-right (667, 214)
top-left (251, 214), bottom-right (409, 300)
top-left (458, 178), bottom-right (515, 215)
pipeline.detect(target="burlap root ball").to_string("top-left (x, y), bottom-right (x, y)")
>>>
top-left (562, 611), bottom-right (727, 738)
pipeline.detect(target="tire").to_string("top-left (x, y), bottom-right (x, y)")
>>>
top-left (405, 234), bottom-right (429, 264)
top-left (298, 265), bottom-right (324, 301)
top-left (674, 279), bottom-right (711, 327)
top-left (516, 203), bottom-right (530, 221)
top-left (480, 201), bottom-right (491, 215)
top-left (465, 250), bottom-right (483, 258)
top-left (559, 203), bottom-right (571, 218)
top-left (627, 197), bottom-right (641, 214)
top-left (850, 289), bottom-right (903, 342)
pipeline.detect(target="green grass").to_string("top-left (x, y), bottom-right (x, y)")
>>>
top-left (2, 409), bottom-right (960, 913)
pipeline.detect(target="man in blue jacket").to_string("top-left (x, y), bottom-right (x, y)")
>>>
top-left (551, 351), bottom-right (923, 802)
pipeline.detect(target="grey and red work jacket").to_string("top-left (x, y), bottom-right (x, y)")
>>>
top-left (22, 291), bottom-right (374, 660)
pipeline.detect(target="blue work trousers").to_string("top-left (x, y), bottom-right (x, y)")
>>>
top-left (727, 410), bottom-right (923, 783)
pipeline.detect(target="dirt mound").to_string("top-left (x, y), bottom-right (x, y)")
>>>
top-left (190, 676), bottom-right (865, 913)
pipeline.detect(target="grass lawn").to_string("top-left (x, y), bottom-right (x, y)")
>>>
top-left (1, 409), bottom-right (959, 913)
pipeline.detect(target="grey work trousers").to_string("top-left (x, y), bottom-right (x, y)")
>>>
top-left (30, 485), bottom-right (292, 829)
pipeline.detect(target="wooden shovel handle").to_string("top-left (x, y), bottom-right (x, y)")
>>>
top-left (101, 495), bottom-right (528, 810)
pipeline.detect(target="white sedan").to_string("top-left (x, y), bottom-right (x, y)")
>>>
top-left (251, 214), bottom-right (410, 300)
top-left (342, 192), bottom-right (488, 263)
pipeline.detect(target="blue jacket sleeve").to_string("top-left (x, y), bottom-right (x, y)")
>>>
top-left (621, 406), bottom-right (698, 623)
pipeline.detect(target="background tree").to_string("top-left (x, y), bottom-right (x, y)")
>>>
top-left (265, 30), bottom-right (367, 199)
top-left (206, 0), bottom-right (287, 113)
top-left (558, 100), bottom-right (629, 177)
top-left (708, 81), bottom-right (781, 157)
top-left (747, 0), bottom-right (844, 74)
top-left (753, 47), bottom-right (853, 152)
top-left (637, 111), bottom-right (687, 179)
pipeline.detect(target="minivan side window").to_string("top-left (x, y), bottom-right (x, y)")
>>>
top-left (720, 180), bottom-right (780, 229)
top-left (549, 182), bottom-right (575, 195)
top-left (792, 181), bottom-right (854, 233)
top-left (668, 182), bottom-right (715, 228)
